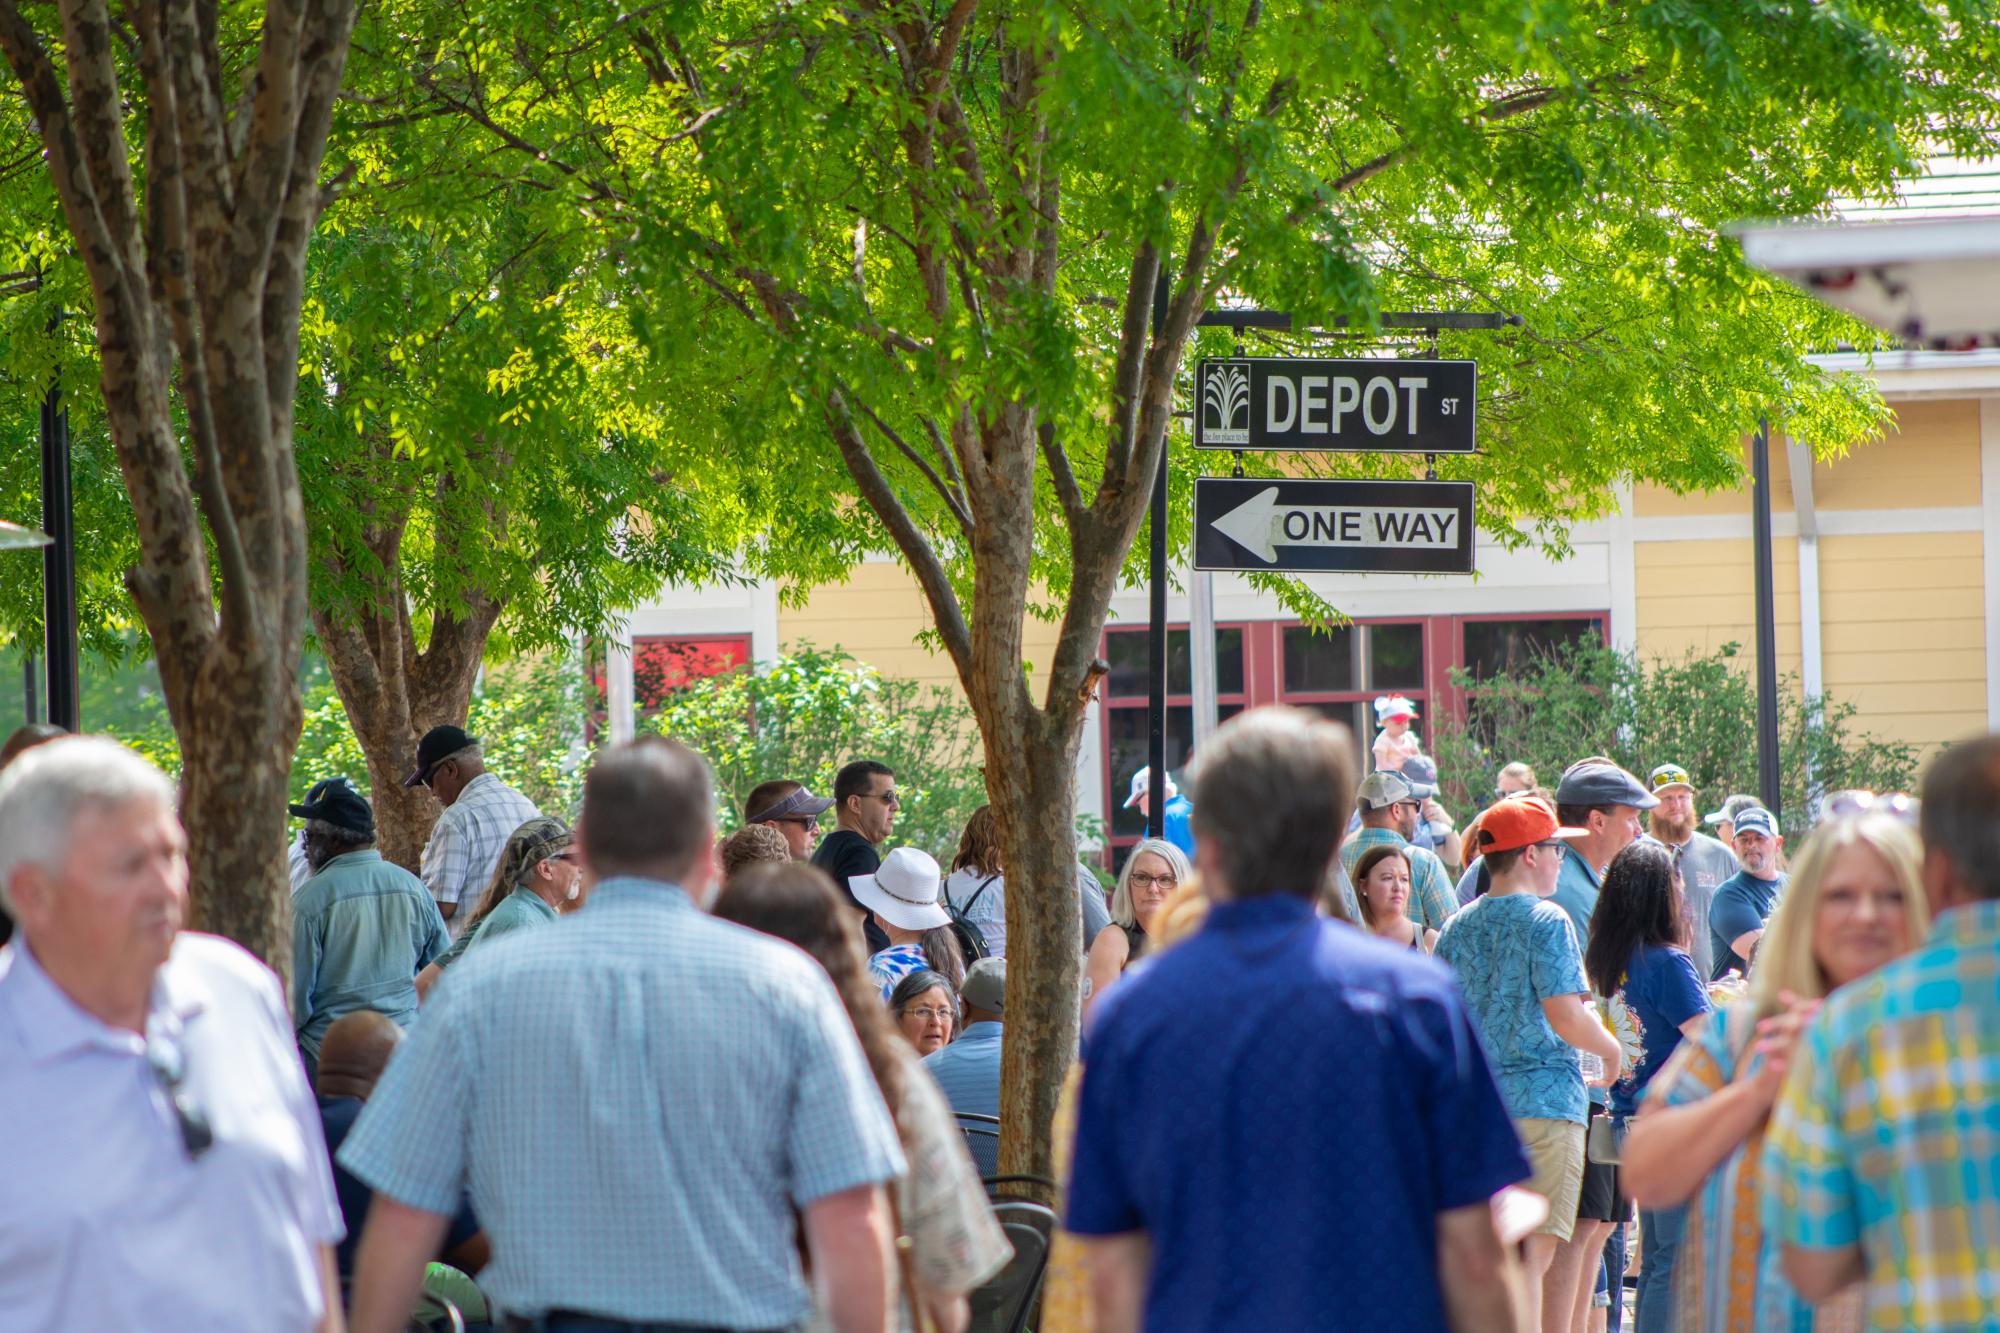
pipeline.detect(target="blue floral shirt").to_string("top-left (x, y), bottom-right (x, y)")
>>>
top-left (1434, 891), bottom-right (1590, 1124)
top-left (867, 944), bottom-right (930, 1001)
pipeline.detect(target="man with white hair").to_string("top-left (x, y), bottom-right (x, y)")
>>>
top-left (0, 738), bottom-right (345, 1330)
top-left (408, 724), bottom-right (541, 935)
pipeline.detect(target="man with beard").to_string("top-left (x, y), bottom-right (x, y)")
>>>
top-left (1708, 806), bottom-right (1787, 980)
top-left (1643, 763), bottom-right (1737, 980)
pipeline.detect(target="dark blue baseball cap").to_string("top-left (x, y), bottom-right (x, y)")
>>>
top-left (289, 777), bottom-right (374, 836)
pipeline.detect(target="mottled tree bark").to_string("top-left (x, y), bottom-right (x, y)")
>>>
top-left (0, 0), bottom-right (359, 976)
top-left (310, 468), bottom-right (501, 872)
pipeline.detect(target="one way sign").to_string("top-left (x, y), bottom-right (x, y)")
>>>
top-left (1193, 477), bottom-right (1476, 575)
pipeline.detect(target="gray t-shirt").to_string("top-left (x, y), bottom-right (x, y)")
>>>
top-left (1659, 833), bottom-right (1737, 981)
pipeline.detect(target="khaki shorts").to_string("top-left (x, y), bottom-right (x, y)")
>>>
top-left (1515, 1117), bottom-right (1585, 1241)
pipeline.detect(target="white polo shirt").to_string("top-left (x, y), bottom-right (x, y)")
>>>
top-left (0, 933), bottom-right (343, 1330)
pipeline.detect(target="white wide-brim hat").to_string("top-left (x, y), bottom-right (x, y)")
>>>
top-left (850, 845), bottom-right (950, 932)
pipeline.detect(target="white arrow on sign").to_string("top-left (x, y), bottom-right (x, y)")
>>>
top-left (1209, 486), bottom-right (1462, 563)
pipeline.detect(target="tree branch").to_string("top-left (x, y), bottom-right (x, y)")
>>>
top-left (844, 385), bottom-right (974, 539)
top-left (824, 390), bottom-right (974, 674)
top-left (1039, 419), bottom-right (1085, 530)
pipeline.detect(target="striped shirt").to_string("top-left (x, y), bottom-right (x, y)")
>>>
top-left (1340, 826), bottom-right (1456, 930)
top-left (419, 773), bottom-right (541, 935)
top-left (338, 877), bottom-right (905, 1326)
top-left (1761, 899), bottom-right (2000, 1331)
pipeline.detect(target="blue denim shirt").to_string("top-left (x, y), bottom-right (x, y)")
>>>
top-left (291, 850), bottom-right (449, 1060)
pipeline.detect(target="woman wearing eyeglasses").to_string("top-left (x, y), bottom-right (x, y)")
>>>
top-left (888, 969), bottom-right (959, 1056)
top-left (1083, 838), bottom-right (1191, 1016)
top-left (415, 817), bottom-right (578, 999)
top-left (1622, 810), bottom-right (1928, 1333)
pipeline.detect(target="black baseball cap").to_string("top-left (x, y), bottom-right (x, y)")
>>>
top-left (405, 725), bottom-right (478, 788)
top-left (289, 777), bottom-right (374, 836)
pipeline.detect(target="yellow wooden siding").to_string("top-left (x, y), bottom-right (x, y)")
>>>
top-left (1633, 400), bottom-right (1980, 518)
top-left (1809, 401), bottom-right (1980, 511)
top-left (1633, 538), bottom-right (1803, 678)
top-left (777, 560), bottom-right (1065, 712)
top-left (1815, 532), bottom-right (1987, 752)
top-left (1632, 443), bottom-right (1792, 518)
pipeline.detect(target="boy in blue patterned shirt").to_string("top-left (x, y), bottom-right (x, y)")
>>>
top-left (1435, 794), bottom-right (1624, 1333)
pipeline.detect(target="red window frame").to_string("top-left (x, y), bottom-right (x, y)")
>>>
top-left (1097, 611), bottom-right (1609, 862)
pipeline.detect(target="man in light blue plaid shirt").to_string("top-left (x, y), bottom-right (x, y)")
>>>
top-left (407, 726), bottom-right (542, 936)
top-left (344, 737), bottom-right (906, 1333)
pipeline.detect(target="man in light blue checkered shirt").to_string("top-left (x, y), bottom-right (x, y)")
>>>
top-left (343, 738), bottom-right (906, 1333)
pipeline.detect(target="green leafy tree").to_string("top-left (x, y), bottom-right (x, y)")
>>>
top-left (653, 645), bottom-right (987, 858)
top-left (0, 0), bottom-right (358, 966)
top-left (383, 0), bottom-right (1999, 1179)
top-left (1429, 642), bottom-right (1921, 832)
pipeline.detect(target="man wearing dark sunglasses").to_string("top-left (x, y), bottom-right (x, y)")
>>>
top-left (810, 759), bottom-right (900, 952)
top-left (0, 738), bottom-right (345, 1330)
top-left (743, 778), bottom-right (835, 860)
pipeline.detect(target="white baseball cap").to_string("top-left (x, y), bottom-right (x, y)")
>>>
top-left (1123, 767), bottom-right (1179, 810)
top-left (849, 846), bottom-right (950, 932)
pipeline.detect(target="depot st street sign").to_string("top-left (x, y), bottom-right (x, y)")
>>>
top-left (1193, 477), bottom-right (1476, 575)
top-left (1194, 357), bottom-right (1476, 454)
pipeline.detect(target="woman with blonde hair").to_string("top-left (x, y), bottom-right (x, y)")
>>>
top-left (1622, 810), bottom-right (1929, 1333)
top-left (1083, 837), bottom-right (1192, 1013)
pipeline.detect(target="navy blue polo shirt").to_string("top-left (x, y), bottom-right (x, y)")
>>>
top-left (1067, 894), bottom-right (1529, 1332)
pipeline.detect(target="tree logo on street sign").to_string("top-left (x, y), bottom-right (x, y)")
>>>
top-left (1199, 361), bottom-right (1251, 445)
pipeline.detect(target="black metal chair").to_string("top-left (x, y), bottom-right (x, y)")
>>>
top-left (981, 1173), bottom-right (1059, 1205)
top-left (968, 1198), bottom-right (1056, 1333)
top-left (955, 1111), bottom-right (1002, 1178)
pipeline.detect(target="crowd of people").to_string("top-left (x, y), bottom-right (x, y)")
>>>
top-left (0, 698), bottom-right (1997, 1332)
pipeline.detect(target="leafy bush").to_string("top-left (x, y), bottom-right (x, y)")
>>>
top-left (1429, 641), bottom-right (1920, 835)
top-left (652, 644), bottom-right (987, 859)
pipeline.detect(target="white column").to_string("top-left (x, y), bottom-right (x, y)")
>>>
top-left (748, 575), bottom-right (781, 666)
top-left (1787, 440), bottom-right (1824, 702)
top-left (1607, 482), bottom-right (1639, 654)
top-left (1189, 570), bottom-right (1219, 749)
top-left (1981, 399), bottom-right (2000, 728)
top-left (605, 625), bottom-right (636, 744)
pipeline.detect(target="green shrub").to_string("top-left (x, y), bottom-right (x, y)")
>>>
top-left (651, 644), bottom-right (987, 859)
top-left (1429, 641), bottom-right (1920, 835)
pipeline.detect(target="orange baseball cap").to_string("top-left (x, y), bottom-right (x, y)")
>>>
top-left (1477, 794), bottom-right (1591, 856)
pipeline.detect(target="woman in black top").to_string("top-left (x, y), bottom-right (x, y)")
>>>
top-left (1084, 838), bottom-right (1191, 1015)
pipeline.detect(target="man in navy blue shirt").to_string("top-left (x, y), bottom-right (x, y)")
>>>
top-left (1068, 706), bottom-right (1529, 1333)
top-left (1709, 805), bottom-right (1787, 978)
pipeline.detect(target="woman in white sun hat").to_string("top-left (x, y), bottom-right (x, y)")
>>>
top-left (854, 845), bottom-right (967, 1000)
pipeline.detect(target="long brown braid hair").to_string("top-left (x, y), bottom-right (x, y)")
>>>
top-left (711, 862), bottom-right (907, 1117)
top-left (462, 816), bottom-right (572, 934)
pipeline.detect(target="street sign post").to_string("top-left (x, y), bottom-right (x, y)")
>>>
top-left (1194, 357), bottom-right (1476, 453)
top-left (1193, 477), bottom-right (1475, 575)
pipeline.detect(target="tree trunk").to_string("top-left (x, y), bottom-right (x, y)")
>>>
top-left (176, 661), bottom-right (301, 956)
top-left (0, 0), bottom-right (360, 980)
top-left (314, 595), bottom-right (497, 874)
top-left (988, 718), bottom-right (1085, 1195)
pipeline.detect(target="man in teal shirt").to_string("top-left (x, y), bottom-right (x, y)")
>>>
top-left (466, 818), bottom-right (579, 953)
top-left (1549, 758), bottom-right (1655, 1331)
top-left (291, 778), bottom-right (449, 1078)
top-left (1549, 761), bottom-right (1654, 945)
